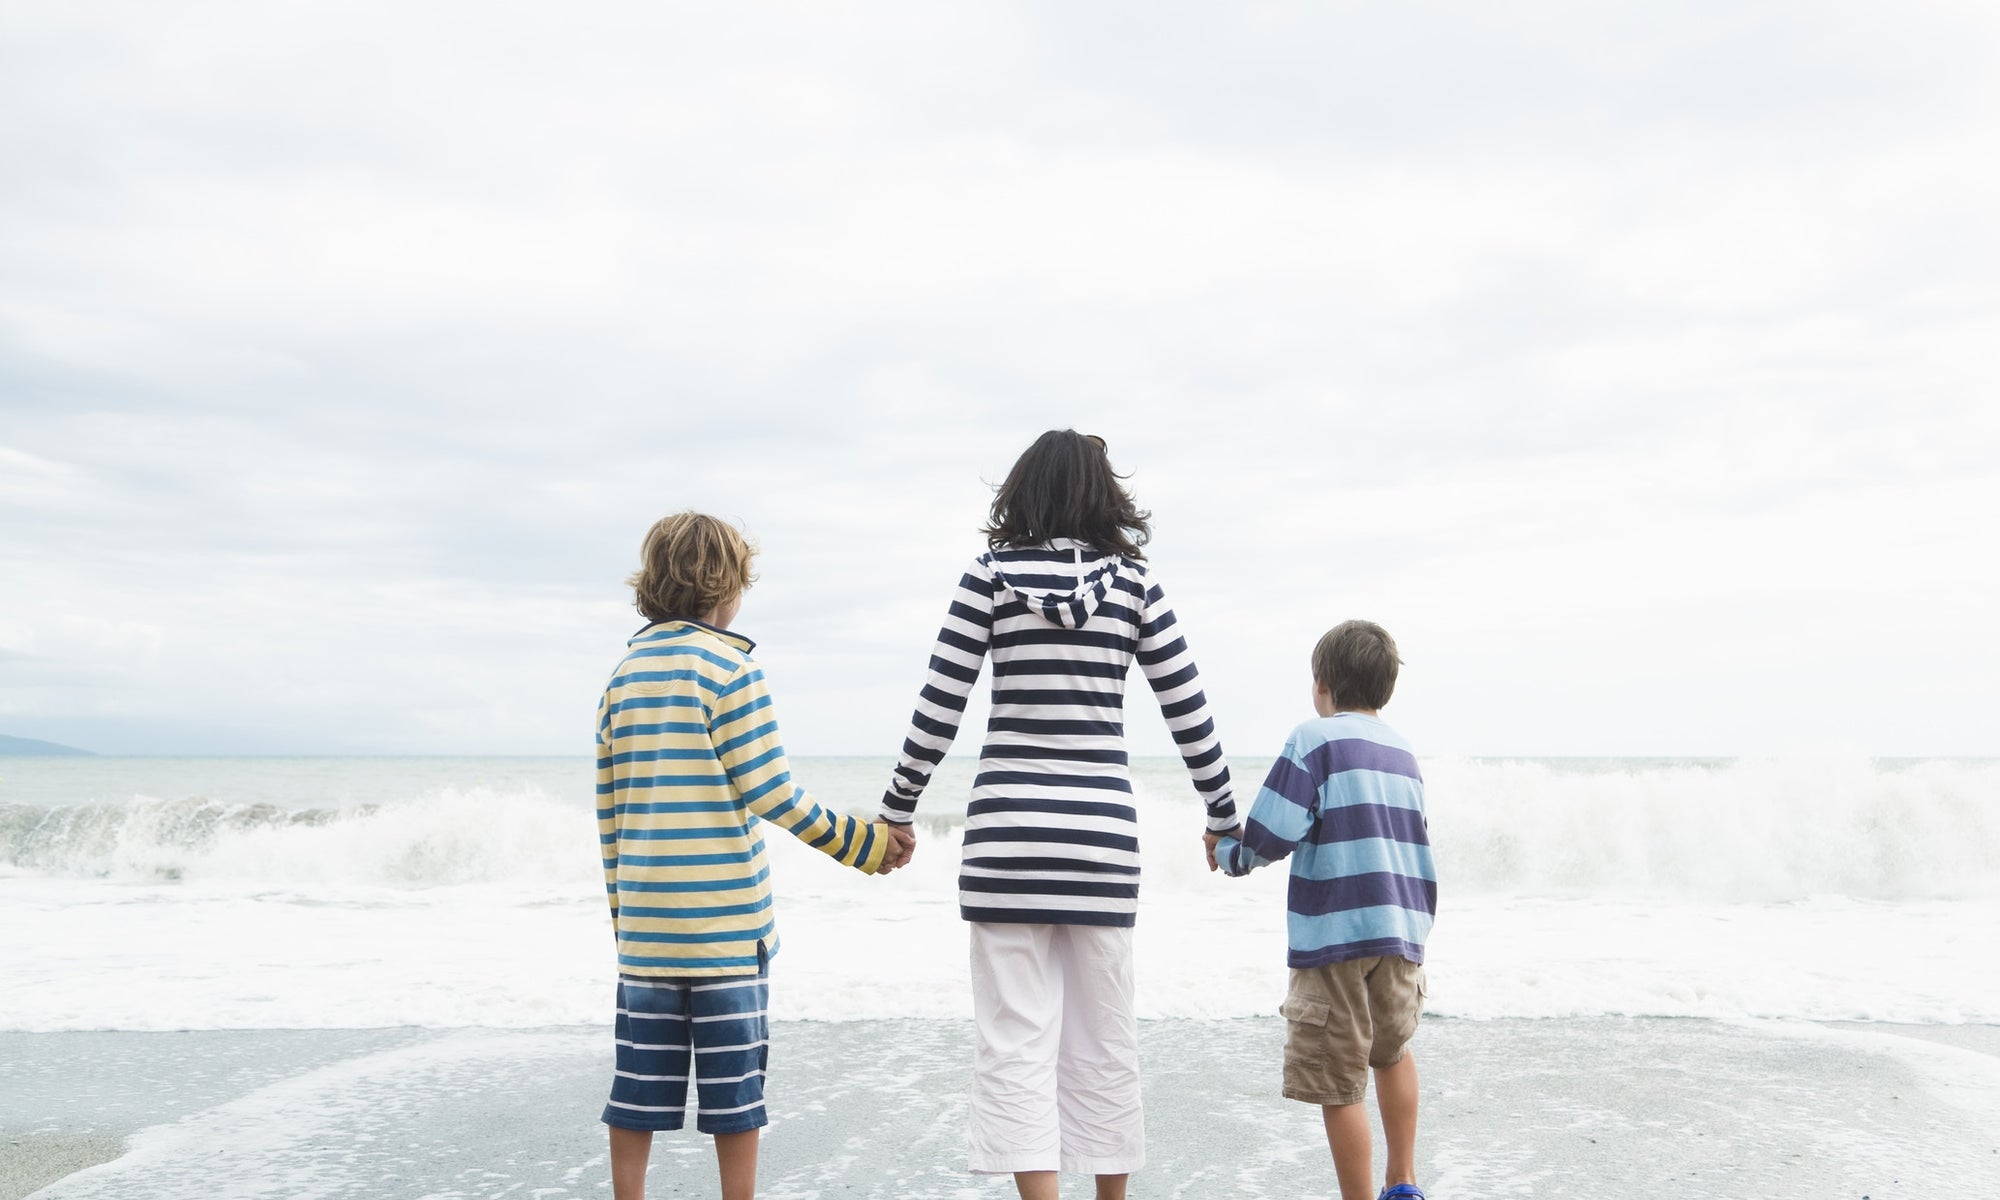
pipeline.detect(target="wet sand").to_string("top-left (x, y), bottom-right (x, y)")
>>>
top-left (4, 1018), bottom-right (1996, 1199)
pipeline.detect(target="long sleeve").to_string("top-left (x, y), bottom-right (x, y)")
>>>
top-left (1135, 576), bottom-right (1237, 831)
top-left (880, 558), bottom-right (997, 824)
top-left (711, 661), bottom-right (889, 874)
top-left (1216, 737), bottom-right (1316, 875)
top-left (594, 696), bottom-right (619, 920)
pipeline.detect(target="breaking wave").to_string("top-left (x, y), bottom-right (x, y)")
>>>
top-left (3, 756), bottom-right (1995, 899)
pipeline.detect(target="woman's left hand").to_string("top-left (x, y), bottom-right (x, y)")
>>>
top-left (885, 823), bottom-right (918, 870)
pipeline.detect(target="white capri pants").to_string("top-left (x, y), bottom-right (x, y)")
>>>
top-left (968, 922), bottom-right (1144, 1176)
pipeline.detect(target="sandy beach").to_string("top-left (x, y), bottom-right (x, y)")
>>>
top-left (6, 1017), bottom-right (1997, 1199)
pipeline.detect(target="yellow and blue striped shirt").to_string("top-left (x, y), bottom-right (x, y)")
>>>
top-left (596, 619), bottom-right (888, 976)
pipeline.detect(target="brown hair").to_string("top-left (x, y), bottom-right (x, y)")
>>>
top-left (1313, 620), bottom-right (1401, 711)
top-left (626, 511), bottom-right (758, 624)
top-left (983, 429), bottom-right (1151, 558)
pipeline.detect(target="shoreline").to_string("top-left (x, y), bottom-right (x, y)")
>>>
top-left (5, 1018), bottom-right (1996, 1199)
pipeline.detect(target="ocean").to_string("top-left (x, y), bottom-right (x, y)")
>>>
top-left (4, 755), bottom-right (1998, 1199)
top-left (3, 753), bottom-right (1996, 1030)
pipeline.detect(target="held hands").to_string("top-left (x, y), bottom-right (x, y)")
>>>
top-left (875, 822), bottom-right (917, 874)
top-left (1203, 826), bottom-right (1242, 873)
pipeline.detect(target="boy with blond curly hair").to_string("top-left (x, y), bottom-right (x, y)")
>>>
top-left (595, 511), bottom-right (910, 1200)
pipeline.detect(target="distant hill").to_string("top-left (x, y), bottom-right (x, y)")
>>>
top-left (0, 734), bottom-right (93, 756)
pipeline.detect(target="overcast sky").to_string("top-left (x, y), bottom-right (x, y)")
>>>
top-left (2, 1), bottom-right (1997, 759)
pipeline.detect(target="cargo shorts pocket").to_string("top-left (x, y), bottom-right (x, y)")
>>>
top-left (1281, 991), bottom-right (1365, 1104)
top-left (1280, 995), bottom-right (1333, 1072)
top-left (1280, 992), bottom-right (1328, 1080)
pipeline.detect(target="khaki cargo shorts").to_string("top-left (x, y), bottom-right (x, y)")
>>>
top-left (1280, 955), bottom-right (1426, 1106)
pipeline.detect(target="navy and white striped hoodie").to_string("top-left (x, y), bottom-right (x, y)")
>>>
top-left (880, 538), bottom-right (1237, 927)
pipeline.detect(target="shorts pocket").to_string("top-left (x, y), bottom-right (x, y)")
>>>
top-left (1279, 997), bottom-right (1331, 1026)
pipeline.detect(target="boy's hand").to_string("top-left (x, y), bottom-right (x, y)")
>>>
top-left (860, 823), bottom-right (898, 876)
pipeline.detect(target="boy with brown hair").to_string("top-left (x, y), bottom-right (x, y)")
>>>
top-left (595, 510), bottom-right (912, 1200)
top-left (1208, 620), bottom-right (1435, 1200)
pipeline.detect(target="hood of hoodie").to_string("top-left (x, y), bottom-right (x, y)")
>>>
top-left (988, 539), bottom-right (1129, 630)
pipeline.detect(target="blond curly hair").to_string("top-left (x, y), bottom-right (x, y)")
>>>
top-left (627, 511), bottom-right (758, 624)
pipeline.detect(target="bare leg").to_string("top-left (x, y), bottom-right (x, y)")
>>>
top-left (1376, 1050), bottom-right (1419, 1189)
top-left (1321, 1102), bottom-right (1375, 1200)
top-left (1014, 1169), bottom-right (1060, 1200)
top-left (1095, 1172), bottom-right (1129, 1199)
top-left (714, 1129), bottom-right (760, 1200)
top-left (608, 1126), bottom-right (652, 1200)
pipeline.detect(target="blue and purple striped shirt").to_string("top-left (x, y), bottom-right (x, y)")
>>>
top-left (1216, 713), bottom-right (1434, 968)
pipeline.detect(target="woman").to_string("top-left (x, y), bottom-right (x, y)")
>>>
top-left (880, 430), bottom-right (1237, 1200)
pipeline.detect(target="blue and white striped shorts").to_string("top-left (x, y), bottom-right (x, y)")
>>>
top-left (601, 960), bottom-right (769, 1135)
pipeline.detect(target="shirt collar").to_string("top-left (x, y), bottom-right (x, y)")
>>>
top-left (630, 617), bottom-right (756, 654)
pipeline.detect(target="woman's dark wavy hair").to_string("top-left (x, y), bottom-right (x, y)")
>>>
top-left (983, 429), bottom-right (1152, 559)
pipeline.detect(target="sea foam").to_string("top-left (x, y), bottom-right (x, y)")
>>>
top-left (1427, 755), bottom-right (2000, 901)
top-left (0, 787), bottom-right (596, 886)
top-left (6, 755), bottom-right (1995, 899)
top-left (2, 756), bottom-right (1996, 1030)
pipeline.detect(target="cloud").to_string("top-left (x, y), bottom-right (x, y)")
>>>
top-left (2, 1), bottom-right (1997, 756)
